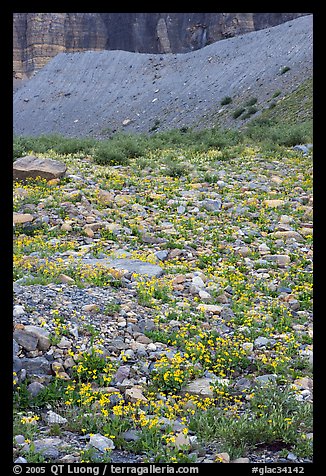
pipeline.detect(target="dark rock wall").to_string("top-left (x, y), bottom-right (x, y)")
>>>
top-left (13, 12), bottom-right (310, 78)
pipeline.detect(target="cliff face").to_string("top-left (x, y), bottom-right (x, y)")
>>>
top-left (13, 12), bottom-right (309, 78)
top-left (13, 13), bottom-right (108, 78)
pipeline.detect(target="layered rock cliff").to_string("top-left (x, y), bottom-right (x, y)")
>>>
top-left (13, 13), bottom-right (309, 78)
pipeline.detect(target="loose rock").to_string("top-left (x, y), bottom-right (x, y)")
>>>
top-left (89, 433), bottom-right (115, 452)
top-left (13, 213), bottom-right (34, 225)
top-left (182, 378), bottom-right (215, 398)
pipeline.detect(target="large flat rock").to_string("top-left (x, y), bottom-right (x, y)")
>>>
top-left (13, 156), bottom-right (67, 181)
top-left (13, 212), bottom-right (34, 224)
top-left (82, 258), bottom-right (163, 278)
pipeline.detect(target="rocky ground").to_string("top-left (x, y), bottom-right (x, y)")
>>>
top-left (13, 143), bottom-right (313, 464)
top-left (13, 15), bottom-right (312, 137)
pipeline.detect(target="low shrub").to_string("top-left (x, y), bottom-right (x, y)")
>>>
top-left (280, 66), bottom-right (291, 75)
top-left (220, 96), bottom-right (232, 106)
top-left (233, 107), bottom-right (246, 119)
top-left (268, 122), bottom-right (312, 146)
top-left (246, 119), bottom-right (312, 146)
top-left (241, 106), bottom-right (258, 120)
top-left (93, 143), bottom-right (129, 166)
top-left (244, 97), bottom-right (258, 107)
top-left (189, 383), bottom-right (312, 459)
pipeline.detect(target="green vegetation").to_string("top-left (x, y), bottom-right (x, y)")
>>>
top-left (149, 119), bottom-right (161, 132)
top-left (190, 383), bottom-right (312, 459)
top-left (280, 66), bottom-right (291, 75)
top-left (258, 79), bottom-right (313, 126)
top-left (220, 96), bottom-right (233, 105)
top-left (13, 134), bottom-right (96, 159)
top-left (241, 106), bottom-right (258, 120)
top-left (232, 107), bottom-right (246, 119)
top-left (231, 98), bottom-right (259, 121)
top-left (104, 302), bottom-right (121, 316)
top-left (244, 97), bottom-right (258, 107)
top-left (245, 119), bottom-right (312, 148)
top-left (272, 90), bottom-right (282, 98)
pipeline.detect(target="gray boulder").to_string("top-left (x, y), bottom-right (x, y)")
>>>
top-left (32, 438), bottom-right (63, 459)
top-left (182, 377), bottom-right (216, 398)
top-left (13, 329), bottom-right (38, 351)
top-left (89, 433), bottom-right (115, 452)
top-left (20, 356), bottom-right (51, 376)
top-left (292, 144), bottom-right (313, 155)
top-left (202, 199), bottom-right (222, 212)
top-left (82, 258), bottom-right (163, 278)
top-left (27, 381), bottom-right (45, 397)
top-left (13, 156), bottom-right (67, 181)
